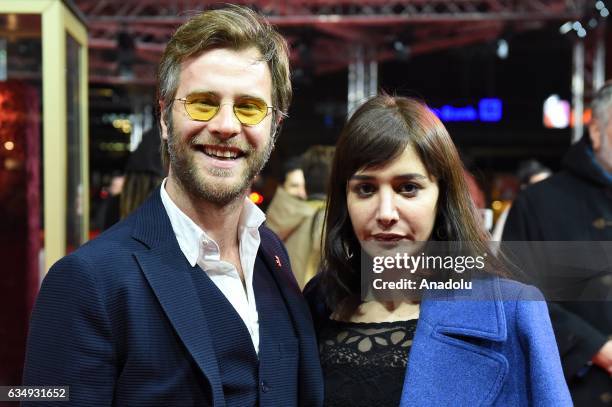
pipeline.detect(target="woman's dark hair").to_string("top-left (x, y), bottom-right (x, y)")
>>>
top-left (322, 94), bottom-right (505, 313)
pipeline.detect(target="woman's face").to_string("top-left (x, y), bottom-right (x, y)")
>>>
top-left (347, 144), bottom-right (439, 252)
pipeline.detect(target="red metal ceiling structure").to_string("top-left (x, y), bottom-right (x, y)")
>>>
top-left (73, 0), bottom-right (593, 85)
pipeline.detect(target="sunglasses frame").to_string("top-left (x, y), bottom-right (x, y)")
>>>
top-left (174, 96), bottom-right (283, 126)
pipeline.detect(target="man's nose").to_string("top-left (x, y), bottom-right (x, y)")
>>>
top-left (376, 189), bottom-right (399, 228)
top-left (207, 104), bottom-right (241, 139)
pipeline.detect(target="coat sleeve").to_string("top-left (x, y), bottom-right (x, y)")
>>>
top-left (23, 254), bottom-right (116, 406)
top-left (502, 193), bottom-right (538, 241)
top-left (546, 301), bottom-right (608, 379)
top-left (515, 285), bottom-right (572, 406)
top-left (504, 191), bottom-right (609, 380)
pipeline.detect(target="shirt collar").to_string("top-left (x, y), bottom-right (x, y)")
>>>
top-left (159, 178), bottom-right (266, 267)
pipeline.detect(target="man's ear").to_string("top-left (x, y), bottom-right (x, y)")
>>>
top-left (159, 100), bottom-right (170, 141)
top-left (588, 118), bottom-right (601, 151)
top-left (272, 113), bottom-right (284, 139)
top-left (275, 113), bottom-right (284, 128)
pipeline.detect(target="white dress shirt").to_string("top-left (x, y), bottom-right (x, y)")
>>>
top-left (160, 179), bottom-right (266, 354)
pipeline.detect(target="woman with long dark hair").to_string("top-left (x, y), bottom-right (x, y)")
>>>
top-left (305, 95), bottom-right (570, 406)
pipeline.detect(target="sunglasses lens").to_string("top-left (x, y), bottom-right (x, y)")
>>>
top-left (184, 97), bottom-right (218, 121)
top-left (234, 99), bottom-right (268, 125)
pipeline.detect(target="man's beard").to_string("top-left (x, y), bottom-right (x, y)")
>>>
top-left (167, 121), bottom-right (275, 206)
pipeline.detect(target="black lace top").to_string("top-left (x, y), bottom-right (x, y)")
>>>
top-left (318, 318), bottom-right (418, 407)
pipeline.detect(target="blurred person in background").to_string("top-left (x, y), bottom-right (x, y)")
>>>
top-left (108, 172), bottom-right (126, 197)
top-left (516, 159), bottom-right (553, 187)
top-left (23, 6), bottom-right (323, 406)
top-left (491, 159), bottom-right (552, 241)
top-left (101, 127), bottom-right (166, 230)
top-left (280, 155), bottom-right (307, 200)
top-left (503, 82), bottom-right (612, 406)
top-left (267, 145), bottom-right (334, 288)
top-left (93, 171), bottom-right (125, 230)
top-left (305, 95), bottom-right (570, 406)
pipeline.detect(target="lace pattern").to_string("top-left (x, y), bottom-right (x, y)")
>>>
top-left (319, 319), bottom-right (418, 407)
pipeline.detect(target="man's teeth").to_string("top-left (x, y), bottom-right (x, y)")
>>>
top-left (204, 146), bottom-right (239, 158)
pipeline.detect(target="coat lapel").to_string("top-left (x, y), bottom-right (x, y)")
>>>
top-left (257, 229), bottom-right (324, 407)
top-left (401, 277), bottom-right (509, 406)
top-left (130, 191), bottom-right (225, 407)
top-left (258, 240), bottom-right (307, 321)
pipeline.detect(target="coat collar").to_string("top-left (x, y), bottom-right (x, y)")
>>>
top-left (419, 276), bottom-right (507, 341)
top-left (131, 190), bottom-right (225, 406)
top-left (401, 277), bottom-right (509, 406)
top-left (563, 135), bottom-right (612, 188)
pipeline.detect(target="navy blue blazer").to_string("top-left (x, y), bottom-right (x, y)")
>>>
top-left (23, 189), bottom-right (324, 406)
top-left (306, 276), bottom-right (572, 406)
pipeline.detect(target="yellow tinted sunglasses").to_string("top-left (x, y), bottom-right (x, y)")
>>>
top-left (175, 94), bottom-right (281, 126)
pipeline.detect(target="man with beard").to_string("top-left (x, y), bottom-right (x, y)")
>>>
top-left (23, 6), bottom-right (323, 406)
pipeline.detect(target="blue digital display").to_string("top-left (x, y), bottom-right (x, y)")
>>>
top-left (431, 98), bottom-right (502, 123)
top-left (479, 98), bottom-right (503, 122)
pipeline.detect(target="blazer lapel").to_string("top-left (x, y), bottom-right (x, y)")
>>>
top-left (401, 277), bottom-right (509, 406)
top-left (131, 191), bottom-right (225, 407)
top-left (258, 234), bottom-right (314, 336)
top-left (258, 242), bottom-right (308, 322)
top-left (257, 229), bottom-right (324, 407)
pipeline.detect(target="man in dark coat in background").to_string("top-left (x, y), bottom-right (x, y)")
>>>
top-left (503, 82), bottom-right (612, 405)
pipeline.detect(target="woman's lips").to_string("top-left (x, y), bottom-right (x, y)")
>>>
top-left (371, 233), bottom-right (407, 241)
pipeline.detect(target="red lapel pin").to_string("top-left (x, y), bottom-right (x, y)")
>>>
top-left (274, 255), bottom-right (282, 268)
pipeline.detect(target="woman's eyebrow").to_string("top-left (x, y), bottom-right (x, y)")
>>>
top-left (394, 173), bottom-right (428, 180)
top-left (349, 175), bottom-right (375, 181)
top-left (349, 173), bottom-right (427, 181)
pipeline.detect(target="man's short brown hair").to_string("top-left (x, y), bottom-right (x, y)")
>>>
top-left (157, 5), bottom-right (292, 168)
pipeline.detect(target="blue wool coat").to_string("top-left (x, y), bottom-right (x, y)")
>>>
top-left (306, 276), bottom-right (572, 406)
top-left (23, 189), bottom-right (324, 406)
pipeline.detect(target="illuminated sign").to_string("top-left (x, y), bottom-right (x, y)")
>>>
top-left (431, 98), bottom-right (502, 123)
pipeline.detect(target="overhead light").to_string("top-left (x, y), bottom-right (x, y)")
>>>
top-left (559, 21), bottom-right (573, 34)
top-left (393, 41), bottom-right (410, 60)
top-left (496, 39), bottom-right (509, 59)
top-left (543, 95), bottom-right (570, 129)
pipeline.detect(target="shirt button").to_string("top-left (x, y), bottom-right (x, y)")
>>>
top-left (260, 380), bottom-right (269, 393)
